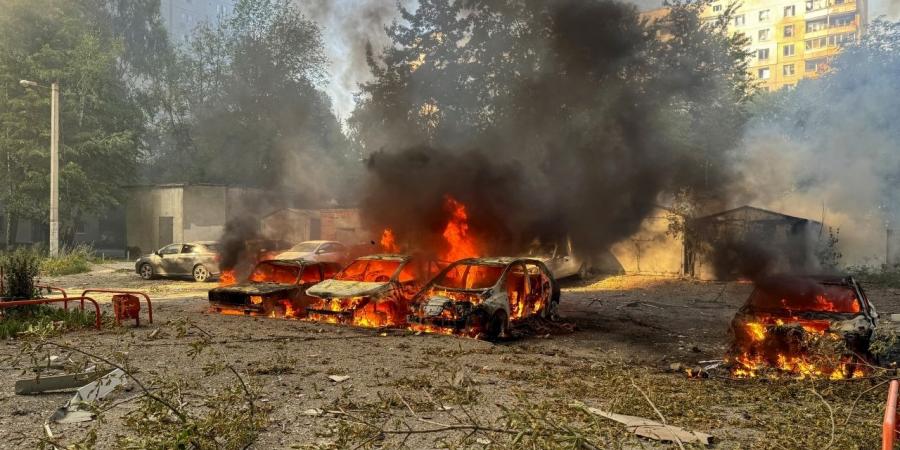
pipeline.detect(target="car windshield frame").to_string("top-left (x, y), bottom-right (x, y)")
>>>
top-left (334, 258), bottom-right (404, 282)
top-left (432, 262), bottom-right (505, 291)
top-left (248, 261), bottom-right (302, 284)
top-left (288, 242), bottom-right (320, 253)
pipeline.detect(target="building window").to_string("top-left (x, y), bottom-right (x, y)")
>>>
top-left (834, 0), bottom-right (845, 4)
top-left (759, 9), bottom-right (770, 21)
top-left (783, 64), bottom-right (795, 76)
top-left (783, 25), bottom-right (794, 37)
top-left (806, 19), bottom-right (827, 32)
top-left (830, 13), bottom-right (855, 27)
top-left (784, 5), bottom-right (796, 16)
top-left (805, 37), bottom-right (827, 50)
top-left (805, 58), bottom-right (827, 72)
top-left (783, 44), bottom-right (795, 56)
top-left (735, 14), bottom-right (745, 26)
top-left (806, 0), bottom-right (814, 11)
top-left (712, 4), bottom-right (722, 12)
top-left (758, 29), bottom-right (770, 40)
top-left (829, 32), bottom-right (856, 46)
top-left (758, 67), bottom-right (771, 79)
top-left (758, 48), bottom-right (770, 60)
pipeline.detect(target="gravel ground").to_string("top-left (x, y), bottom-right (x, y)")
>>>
top-left (0, 264), bottom-right (897, 449)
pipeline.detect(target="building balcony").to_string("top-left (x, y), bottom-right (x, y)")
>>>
top-left (828, 2), bottom-right (859, 14)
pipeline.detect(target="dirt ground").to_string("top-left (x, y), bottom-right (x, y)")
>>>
top-left (0, 262), bottom-right (897, 449)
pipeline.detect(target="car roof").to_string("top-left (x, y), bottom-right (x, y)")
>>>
top-left (257, 259), bottom-right (306, 267)
top-left (296, 240), bottom-right (340, 245)
top-left (452, 256), bottom-right (542, 266)
top-left (356, 253), bottom-right (409, 262)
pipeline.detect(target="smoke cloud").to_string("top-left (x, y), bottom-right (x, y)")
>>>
top-left (733, 24), bottom-right (900, 267)
top-left (355, 0), bottom-right (740, 260)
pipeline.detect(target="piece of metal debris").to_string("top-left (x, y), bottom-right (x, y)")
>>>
top-left (328, 375), bottom-right (350, 383)
top-left (573, 402), bottom-right (712, 445)
top-left (15, 370), bottom-right (105, 395)
top-left (50, 368), bottom-right (128, 424)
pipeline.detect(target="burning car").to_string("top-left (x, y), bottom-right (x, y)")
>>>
top-left (209, 259), bottom-right (341, 317)
top-left (305, 254), bottom-right (441, 327)
top-left (408, 257), bottom-right (560, 340)
top-left (275, 240), bottom-right (349, 264)
top-left (727, 274), bottom-right (876, 379)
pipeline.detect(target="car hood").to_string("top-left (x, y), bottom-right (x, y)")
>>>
top-left (275, 251), bottom-right (314, 260)
top-left (307, 279), bottom-right (390, 298)
top-left (209, 282), bottom-right (298, 296)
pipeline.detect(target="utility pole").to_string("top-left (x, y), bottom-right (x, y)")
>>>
top-left (50, 82), bottom-right (59, 258)
top-left (19, 79), bottom-right (59, 257)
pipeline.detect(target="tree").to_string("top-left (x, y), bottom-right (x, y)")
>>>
top-left (149, 0), bottom-right (356, 203)
top-left (0, 0), bottom-right (146, 246)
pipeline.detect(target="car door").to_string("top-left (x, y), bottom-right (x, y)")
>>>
top-left (157, 243), bottom-right (184, 275)
top-left (175, 244), bottom-right (200, 275)
top-left (315, 243), bottom-right (343, 263)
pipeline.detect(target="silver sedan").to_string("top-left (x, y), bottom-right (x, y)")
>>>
top-left (135, 241), bottom-right (221, 282)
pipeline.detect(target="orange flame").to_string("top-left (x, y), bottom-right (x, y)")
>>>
top-left (381, 228), bottom-right (400, 253)
top-left (220, 270), bottom-right (236, 286)
top-left (441, 195), bottom-right (479, 262)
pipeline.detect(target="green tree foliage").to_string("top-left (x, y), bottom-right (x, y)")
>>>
top-left (0, 0), bottom-right (148, 246)
top-left (150, 0), bottom-right (354, 202)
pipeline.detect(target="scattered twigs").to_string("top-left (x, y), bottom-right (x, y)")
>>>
top-left (228, 365), bottom-right (256, 417)
top-left (809, 388), bottom-right (835, 450)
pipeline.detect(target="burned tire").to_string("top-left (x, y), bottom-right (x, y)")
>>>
top-left (464, 310), bottom-right (489, 337)
top-left (484, 310), bottom-right (509, 342)
top-left (192, 264), bottom-right (211, 282)
top-left (139, 263), bottom-right (154, 280)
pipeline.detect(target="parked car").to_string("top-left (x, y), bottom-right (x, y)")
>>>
top-left (526, 237), bottom-right (589, 279)
top-left (208, 259), bottom-right (342, 317)
top-left (728, 274), bottom-right (877, 378)
top-left (408, 257), bottom-right (560, 340)
top-left (305, 254), bottom-right (443, 327)
top-left (275, 240), bottom-right (349, 264)
top-left (135, 241), bottom-right (220, 282)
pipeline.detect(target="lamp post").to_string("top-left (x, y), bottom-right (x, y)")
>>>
top-left (19, 79), bottom-right (59, 258)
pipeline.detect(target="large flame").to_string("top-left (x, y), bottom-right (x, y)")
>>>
top-left (380, 228), bottom-right (400, 253)
top-left (440, 195), bottom-right (479, 262)
top-left (219, 270), bottom-right (236, 286)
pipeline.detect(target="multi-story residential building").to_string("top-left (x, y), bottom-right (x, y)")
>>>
top-left (161, 0), bottom-right (234, 42)
top-left (644, 0), bottom-right (867, 90)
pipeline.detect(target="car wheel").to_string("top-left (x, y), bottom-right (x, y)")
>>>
top-left (464, 310), bottom-right (488, 337)
top-left (483, 310), bottom-right (509, 342)
top-left (577, 263), bottom-right (590, 280)
top-left (139, 263), bottom-right (154, 280)
top-left (192, 264), bottom-right (210, 282)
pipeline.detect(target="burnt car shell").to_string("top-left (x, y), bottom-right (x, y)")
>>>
top-left (408, 257), bottom-right (560, 339)
top-left (304, 254), bottom-right (439, 326)
top-left (730, 275), bottom-right (878, 359)
top-left (208, 260), bottom-right (339, 316)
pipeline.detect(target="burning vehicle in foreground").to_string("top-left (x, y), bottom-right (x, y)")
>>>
top-left (727, 275), bottom-right (876, 379)
top-left (305, 254), bottom-right (442, 327)
top-left (209, 260), bottom-right (341, 317)
top-left (408, 257), bottom-right (560, 340)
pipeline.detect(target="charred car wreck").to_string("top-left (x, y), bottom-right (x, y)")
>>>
top-left (728, 274), bottom-right (876, 379)
top-left (408, 257), bottom-right (560, 340)
top-left (209, 260), bottom-right (341, 317)
top-left (305, 254), bottom-right (442, 328)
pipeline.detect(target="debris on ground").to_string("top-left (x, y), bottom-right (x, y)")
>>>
top-left (50, 368), bottom-right (128, 423)
top-left (573, 402), bottom-right (713, 445)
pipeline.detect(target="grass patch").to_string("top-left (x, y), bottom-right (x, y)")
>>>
top-left (40, 244), bottom-right (95, 276)
top-left (0, 304), bottom-right (98, 339)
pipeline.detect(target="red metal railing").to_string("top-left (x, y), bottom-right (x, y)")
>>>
top-left (80, 290), bottom-right (152, 324)
top-left (35, 284), bottom-right (69, 309)
top-left (884, 379), bottom-right (899, 450)
top-left (0, 296), bottom-right (101, 329)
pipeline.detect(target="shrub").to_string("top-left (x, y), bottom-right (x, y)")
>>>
top-left (0, 305), bottom-right (97, 339)
top-left (40, 244), bottom-right (95, 276)
top-left (0, 248), bottom-right (42, 299)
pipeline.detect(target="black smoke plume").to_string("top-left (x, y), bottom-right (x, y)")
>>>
top-left (354, 0), bottom-right (742, 259)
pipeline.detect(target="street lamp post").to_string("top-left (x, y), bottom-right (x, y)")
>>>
top-left (19, 79), bottom-right (59, 258)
